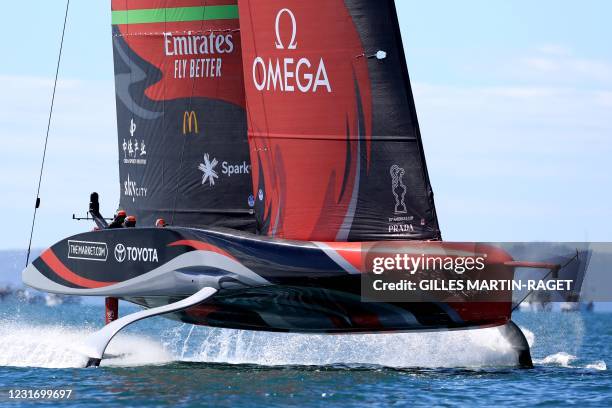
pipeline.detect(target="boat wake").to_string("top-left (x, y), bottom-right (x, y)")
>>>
top-left (0, 322), bottom-right (172, 369)
top-left (167, 325), bottom-right (524, 368)
top-left (0, 319), bottom-right (604, 371)
top-left (534, 352), bottom-right (607, 371)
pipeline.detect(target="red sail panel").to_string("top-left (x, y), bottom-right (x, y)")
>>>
top-left (238, 0), bottom-right (441, 241)
top-left (112, 0), bottom-right (254, 230)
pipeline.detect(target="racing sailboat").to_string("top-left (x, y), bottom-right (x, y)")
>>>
top-left (23, 0), bottom-right (582, 368)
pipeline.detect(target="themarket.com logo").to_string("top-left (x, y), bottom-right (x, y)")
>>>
top-left (252, 8), bottom-right (332, 93)
top-left (67, 240), bottom-right (108, 262)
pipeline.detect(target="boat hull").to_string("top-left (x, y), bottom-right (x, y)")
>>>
top-left (23, 227), bottom-right (513, 333)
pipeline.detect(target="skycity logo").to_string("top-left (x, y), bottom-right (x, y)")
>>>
top-left (252, 8), bottom-right (331, 93)
top-left (114, 243), bottom-right (158, 263)
top-left (198, 153), bottom-right (251, 187)
top-left (123, 174), bottom-right (147, 202)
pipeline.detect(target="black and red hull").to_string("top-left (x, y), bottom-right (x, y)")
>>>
top-left (23, 227), bottom-right (516, 333)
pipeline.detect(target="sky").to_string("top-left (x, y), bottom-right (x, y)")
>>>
top-left (0, 0), bottom-right (611, 252)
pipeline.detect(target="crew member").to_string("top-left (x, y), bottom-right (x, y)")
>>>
top-left (123, 215), bottom-right (137, 228)
top-left (108, 210), bottom-right (127, 229)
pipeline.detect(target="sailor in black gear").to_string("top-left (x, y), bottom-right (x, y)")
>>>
top-left (123, 215), bottom-right (137, 228)
top-left (108, 210), bottom-right (127, 229)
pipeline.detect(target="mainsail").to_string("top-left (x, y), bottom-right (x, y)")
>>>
top-left (238, 0), bottom-right (441, 241)
top-left (111, 0), bottom-right (254, 230)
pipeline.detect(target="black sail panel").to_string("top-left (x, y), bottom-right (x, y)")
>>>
top-left (347, 0), bottom-right (441, 240)
top-left (112, 0), bottom-right (255, 230)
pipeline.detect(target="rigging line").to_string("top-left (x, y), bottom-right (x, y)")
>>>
top-left (511, 250), bottom-right (580, 312)
top-left (170, 0), bottom-right (209, 225)
top-left (25, 0), bottom-right (71, 267)
top-left (162, 1), bottom-right (167, 200)
top-left (128, 0), bottom-right (135, 210)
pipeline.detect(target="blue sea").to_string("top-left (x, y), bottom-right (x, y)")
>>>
top-left (0, 298), bottom-right (609, 407)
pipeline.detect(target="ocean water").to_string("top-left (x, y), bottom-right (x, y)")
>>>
top-left (0, 300), bottom-right (609, 407)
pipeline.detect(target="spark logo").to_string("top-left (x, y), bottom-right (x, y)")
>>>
top-left (252, 8), bottom-right (331, 93)
top-left (198, 153), bottom-right (251, 187)
top-left (198, 153), bottom-right (218, 186)
top-left (183, 111), bottom-right (199, 135)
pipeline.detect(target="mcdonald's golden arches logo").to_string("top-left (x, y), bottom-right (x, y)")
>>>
top-left (182, 111), bottom-right (199, 135)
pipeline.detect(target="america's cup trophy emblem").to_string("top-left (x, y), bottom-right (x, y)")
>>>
top-left (390, 165), bottom-right (407, 214)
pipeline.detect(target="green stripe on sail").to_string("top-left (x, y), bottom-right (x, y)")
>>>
top-left (112, 5), bottom-right (238, 25)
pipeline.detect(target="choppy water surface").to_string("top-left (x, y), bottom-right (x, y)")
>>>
top-left (0, 300), bottom-right (609, 407)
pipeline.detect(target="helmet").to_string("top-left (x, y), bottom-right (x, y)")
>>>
top-left (123, 215), bottom-right (137, 227)
top-left (117, 210), bottom-right (127, 217)
top-left (155, 218), bottom-right (167, 228)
